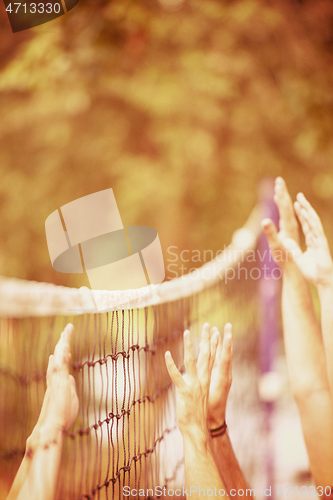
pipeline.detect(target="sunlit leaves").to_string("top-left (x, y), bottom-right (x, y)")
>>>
top-left (1, 0), bottom-right (333, 283)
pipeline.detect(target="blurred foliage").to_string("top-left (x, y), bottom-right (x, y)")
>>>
top-left (1, 0), bottom-right (333, 287)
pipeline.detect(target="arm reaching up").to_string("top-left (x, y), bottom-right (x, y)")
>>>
top-left (293, 192), bottom-right (333, 287)
top-left (165, 323), bottom-right (228, 499)
top-left (7, 323), bottom-right (79, 500)
top-left (208, 324), bottom-right (252, 497)
top-left (261, 177), bottom-right (333, 488)
top-left (294, 192), bottom-right (333, 398)
top-left (261, 179), bottom-right (328, 396)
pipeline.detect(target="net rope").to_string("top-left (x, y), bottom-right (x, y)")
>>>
top-left (0, 205), bottom-right (264, 500)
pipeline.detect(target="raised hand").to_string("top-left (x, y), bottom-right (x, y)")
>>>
top-left (261, 177), bottom-right (302, 268)
top-left (7, 325), bottom-right (79, 500)
top-left (294, 193), bottom-right (333, 287)
top-left (43, 324), bottom-right (79, 433)
top-left (207, 324), bottom-right (233, 429)
top-left (26, 323), bottom-right (78, 456)
top-left (166, 324), bottom-right (230, 498)
top-left (165, 323), bottom-right (215, 437)
top-left (261, 177), bottom-right (333, 288)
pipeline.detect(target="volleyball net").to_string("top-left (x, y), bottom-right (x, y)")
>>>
top-left (0, 204), bottom-right (269, 500)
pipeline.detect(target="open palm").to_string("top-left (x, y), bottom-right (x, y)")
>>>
top-left (293, 193), bottom-right (333, 286)
top-left (207, 324), bottom-right (233, 429)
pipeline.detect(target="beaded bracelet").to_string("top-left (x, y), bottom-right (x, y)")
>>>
top-left (210, 421), bottom-right (227, 438)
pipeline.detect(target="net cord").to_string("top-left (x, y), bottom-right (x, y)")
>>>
top-left (0, 205), bottom-right (262, 317)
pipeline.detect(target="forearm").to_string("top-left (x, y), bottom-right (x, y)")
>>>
top-left (183, 430), bottom-right (227, 499)
top-left (15, 424), bottom-right (64, 500)
top-left (7, 429), bottom-right (41, 500)
top-left (282, 263), bottom-right (328, 395)
top-left (282, 264), bottom-right (333, 486)
top-left (7, 454), bottom-right (33, 500)
top-left (317, 274), bottom-right (333, 397)
top-left (296, 387), bottom-right (333, 487)
top-left (211, 430), bottom-right (251, 497)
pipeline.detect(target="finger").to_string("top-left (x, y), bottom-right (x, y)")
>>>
top-left (261, 219), bottom-right (291, 262)
top-left (294, 201), bottom-right (312, 236)
top-left (262, 218), bottom-right (301, 262)
top-left (69, 374), bottom-right (77, 390)
top-left (214, 330), bottom-right (223, 368)
top-left (297, 195), bottom-right (321, 232)
top-left (294, 202), bottom-right (316, 247)
top-left (54, 324), bottom-right (74, 371)
top-left (70, 376), bottom-right (79, 408)
top-left (300, 209), bottom-right (319, 244)
top-left (197, 323), bottom-right (211, 387)
top-left (53, 342), bottom-right (69, 377)
top-left (209, 329), bottom-right (220, 372)
top-left (219, 324), bottom-right (233, 377)
top-left (210, 329), bottom-right (219, 365)
top-left (299, 206), bottom-right (324, 241)
top-left (197, 323), bottom-right (211, 367)
top-left (296, 193), bottom-right (323, 231)
top-left (223, 324), bottom-right (233, 358)
top-left (47, 354), bottom-right (54, 388)
top-left (294, 201), bottom-right (307, 227)
top-left (261, 219), bottom-right (280, 240)
top-left (165, 351), bottom-right (187, 391)
top-left (273, 178), bottom-right (300, 241)
top-left (261, 218), bottom-right (279, 247)
top-left (58, 324), bottom-right (74, 357)
top-left (35, 387), bottom-right (51, 430)
top-left (183, 330), bottom-right (197, 381)
top-left (274, 178), bottom-right (296, 223)
top-left (224, 322), bottom-right (232, 339)
top-left (62, 323), bottom-right (74, 346)
top-left (53, 339), bottom-right (69, 372)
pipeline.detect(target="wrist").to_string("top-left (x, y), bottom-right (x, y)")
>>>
top-left (317, 271), bottom-right (333, 293)
top-left (183, 430), bottom-right (215, 467)
top-left (210, 421), bottom-right (227, 438)
top-left (182, 425), bottom-right (210, 448)
top-left (39, 422), bottom-right (64, 448)
top-left (207, 414), bottom-right (225, 430)
top-left (282, 261), bottom-right (300, 278)
top-left (26, 431), bottom-right (40, 457)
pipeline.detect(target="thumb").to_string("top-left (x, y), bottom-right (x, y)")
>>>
top-left (261, 219), bottom-right (296, 266)
top-left (261, 218), bottom-right (294, 264)
top-left (261, 218), bottom-right (280, 250)
top-left (283, 237), bottom-right (302, 259)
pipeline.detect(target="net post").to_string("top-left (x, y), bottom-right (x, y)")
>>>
top-left (258, 177), bottom-right (280, 499)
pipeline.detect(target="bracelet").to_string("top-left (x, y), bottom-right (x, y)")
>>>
top-left (210, 421), bottom-right (227, 438)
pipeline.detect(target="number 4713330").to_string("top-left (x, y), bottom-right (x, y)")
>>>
top-left (276, 486), bottom-right (332, 497)
top-left (6, 3), bottom-right (61, 14)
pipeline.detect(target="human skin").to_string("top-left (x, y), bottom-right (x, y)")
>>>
top-left (262, 177), bottom-right (333, 488)
top-left (7, 324), bottom-right (79, 500)
top-left (165, 324), bottom-right (228, 499)
top-left (207, 324), bottom-right (252, 497)
top-left (165, 322), bottom-right (252, 499)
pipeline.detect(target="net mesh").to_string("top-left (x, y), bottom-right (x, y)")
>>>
top-left (0, 210), bottom-right (264, 500)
